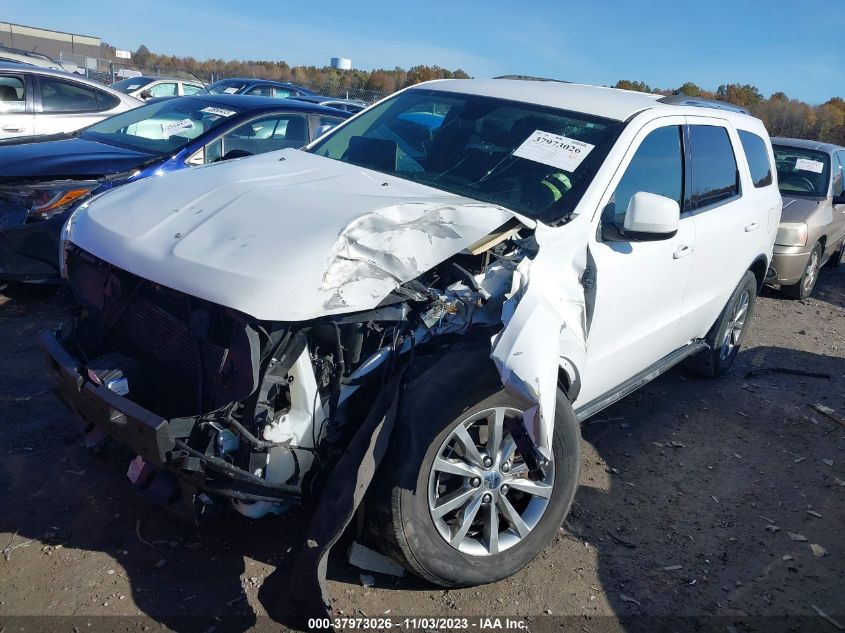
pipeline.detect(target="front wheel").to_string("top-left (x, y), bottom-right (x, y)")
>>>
top-left (366, 345), bottom-right (580, 586)
top-left (783, 243), bottom-right (822, 299)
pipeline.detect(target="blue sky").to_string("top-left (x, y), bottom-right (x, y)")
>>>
top-left (5, 0), bottom-right (844, 103)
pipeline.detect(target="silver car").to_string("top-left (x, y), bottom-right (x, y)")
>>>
top-left (0, 62), bottom-right (141, 139)
top-left (110, 76), bottom-right (205, 101)
top-left (768, 138), bottom-right (845, 298)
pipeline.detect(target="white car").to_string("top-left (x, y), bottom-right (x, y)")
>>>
top-left (110, 76), bottom-right (205, 101)
top-left (41, 79), bottom-right (781, 596)
top-left (0, 62), bottom-right (141, 139)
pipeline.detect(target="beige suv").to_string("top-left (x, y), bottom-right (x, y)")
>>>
top-left (768, 138), bottom-right (845, 298)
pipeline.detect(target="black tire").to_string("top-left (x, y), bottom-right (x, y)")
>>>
top-left (365, 343), bottom-right (580, 587)
top-left (685, 270), bottom-right (758, 378)
top-left (782, 243), bottom-right (822, 299)
top-left (825, 239), bottom-right (844, 269)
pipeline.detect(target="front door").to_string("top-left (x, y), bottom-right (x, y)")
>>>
top-left (578, 117), bottom-right (696, 406)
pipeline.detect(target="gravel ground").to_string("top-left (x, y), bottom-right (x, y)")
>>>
top-left (0, 266), bottom-right (842, 632)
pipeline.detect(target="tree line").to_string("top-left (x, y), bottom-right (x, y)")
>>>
top-left (614, 80), bottom-right (844, 146)
top-left (104, 44), bottom-right (470, 96)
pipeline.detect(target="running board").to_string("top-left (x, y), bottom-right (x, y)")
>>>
top-left (574, 341), bottom-right (709, 422)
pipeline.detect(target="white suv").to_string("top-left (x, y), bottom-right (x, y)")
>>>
top-left (41, 79), bottom-right (781, 593)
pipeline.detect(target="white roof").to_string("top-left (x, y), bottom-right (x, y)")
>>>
top-left (419, 79), bottom-right (664, 121)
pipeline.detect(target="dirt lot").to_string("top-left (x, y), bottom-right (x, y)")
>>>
top-left (0, 267), bottom-right (843, 632)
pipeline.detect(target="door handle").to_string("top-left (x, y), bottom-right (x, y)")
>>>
top-left (1, 125), bottom-right (24, 133)
top-left (744, 222), bottom-right (760, 232)
top-left (673, 244), bottom-right (693, 259)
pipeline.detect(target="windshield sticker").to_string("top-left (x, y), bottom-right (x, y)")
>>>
top-left (795, 158), bottom-right (824, 174)
top-left (513, 130), bottom-right (595, 173)
top-left (161, 118), bottom-right (195, 136)
top-left (201, 106), bottom-right (237, 117)
top-left (223, 87), bottom-right (239, 94)
top-left (126, 84), bottom-right (141, 90)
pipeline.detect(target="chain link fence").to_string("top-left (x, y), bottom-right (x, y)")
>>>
top-left (59, 52), bottom-right (387, 103)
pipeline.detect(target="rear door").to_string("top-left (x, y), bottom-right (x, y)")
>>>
top-left (681, 117), bottom-right (770, 339)
top-left (580, 117), bottom-right (696, 404)
top-left (33, 75), bottom-right (110, 134)
top-left (0, 72), bottom-right (35, 138)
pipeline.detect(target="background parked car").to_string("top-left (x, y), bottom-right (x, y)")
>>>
top-left (110, 76), bottom-right (205, 100)
top-left (0, 94), bottom-right (349, 284)
top-left (203, 77), bottom-right (315, 99)
top-left (767, 137), bottom-right (845, 298)
top-left (289, 94), bottom-right (368, 113)
top-left (0, 62), bottom-right (141, 139)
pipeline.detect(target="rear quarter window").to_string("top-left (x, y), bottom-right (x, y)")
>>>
top-left (688, 125), bottom-right (740, 209)
top-left (737, 130), bottom-right (773, 188)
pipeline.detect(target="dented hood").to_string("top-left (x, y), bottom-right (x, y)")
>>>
top-left (69, 149), bottom-right (514, 321)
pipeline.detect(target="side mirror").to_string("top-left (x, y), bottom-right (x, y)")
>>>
top-left (622, 192), bottom-right (680, 240)
top-left (139, 89), bottom-right (153, 100)
top-left (833, 193), bottom-right (845, 205)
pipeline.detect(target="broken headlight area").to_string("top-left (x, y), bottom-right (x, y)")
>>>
top-left (0, 180), bottom-right (99, 222)
top-left (48, 228), bottom-right (531, 519)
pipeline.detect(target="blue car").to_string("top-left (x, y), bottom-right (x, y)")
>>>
top-left (0, 94), bottom-right (349, 284)
top-left (203, 78), bottom-right (315, 99)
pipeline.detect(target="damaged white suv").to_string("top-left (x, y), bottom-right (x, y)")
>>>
top-left (41, 79), bottom-right (781, 593)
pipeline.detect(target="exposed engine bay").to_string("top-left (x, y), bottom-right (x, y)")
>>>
top-left (56, 218), bottom-right (537, 519)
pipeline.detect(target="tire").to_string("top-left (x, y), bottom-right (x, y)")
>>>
top-left (783, 243), bottom-right (822, 299)
top-left (824, 239), bottom-right (844, 269)
top-left (365, 343), bottom-right (580, 587)
top-left (685, 270), bottom-right (758, 378)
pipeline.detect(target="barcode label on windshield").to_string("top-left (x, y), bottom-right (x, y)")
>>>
top-left (513, 130), bottom-right (595, 173)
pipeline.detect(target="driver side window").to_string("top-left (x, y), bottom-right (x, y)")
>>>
top-left (606, 126), bottom-right (683, 227)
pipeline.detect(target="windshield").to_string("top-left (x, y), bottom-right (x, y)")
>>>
top-left (207, 80), bottom-right (247, 95)
top-left (309, 89), bottom-right (624, 222)
top-left (81, 98), bottom-right (242, 154)
top-left (110, 77), bottom-right (153, 93)
top-left (773, 145), bottom-right (831, 197)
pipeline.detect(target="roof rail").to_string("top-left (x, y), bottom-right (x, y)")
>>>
top-left (0, 45), bottom-right (58, 64)
top-left (658, 94), bottom-right (750, 115)
top-left (494, 75), bottom-right (570, 84)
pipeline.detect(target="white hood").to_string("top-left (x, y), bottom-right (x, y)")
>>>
top-left (69, 149), bottom-right (515, 321)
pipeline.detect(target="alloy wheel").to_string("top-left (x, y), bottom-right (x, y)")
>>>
top-left (427, 407), bottom-right (555, 556)
top-left (801, 249), bottom-right (820, 297)
top-left (720, 290), bottom-right (750, 360)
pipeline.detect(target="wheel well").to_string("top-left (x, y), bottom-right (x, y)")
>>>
top-left (817, 235), bottom-right (827, 250)
top-left (749, 256), bottom-right (768, 291)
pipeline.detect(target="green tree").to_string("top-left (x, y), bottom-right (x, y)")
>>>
top-left (613, 79), bottom-right (652, 93)
top-left (676, 81), bottom-right (702, 97)
top-left (715, 84), bottom-right (763, 109)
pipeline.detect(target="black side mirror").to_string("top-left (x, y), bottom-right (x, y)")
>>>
top-left (139, 89), bottom-right (153, 99)
top-left (833, 193), bottom-right (845, 205)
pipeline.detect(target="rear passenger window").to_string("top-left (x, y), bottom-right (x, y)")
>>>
top-left (738, 130), bottom-right (773, 188)
top-left (833, 152), bottom-right (844, 197)
top-left (608, 125), bottom-right (683, 226)
top-left (95, 90), bottom-right (120, 112)
top-left (39, 78), bottom-right (99, 112)
top-left (688, 125), bottom-right (740, 208)
top-left (0, 75), bottom-right (26, 112)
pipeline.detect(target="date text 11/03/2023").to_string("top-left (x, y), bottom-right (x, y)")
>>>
top-left (308, 617), bottom-right (529, 630)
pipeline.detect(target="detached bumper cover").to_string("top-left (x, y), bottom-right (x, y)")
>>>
top-left (38, 329), bottom-right (174, 465)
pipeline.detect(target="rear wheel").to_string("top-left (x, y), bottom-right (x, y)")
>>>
top-left (366, 345), bottom-right (580, 586)
top-left (783, 244), bottom-right (822, 299)
top-left (686, 271), bottom-right (757, 378)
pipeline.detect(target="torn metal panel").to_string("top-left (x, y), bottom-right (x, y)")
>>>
top-left (490, 227), bottom-right (589, 455)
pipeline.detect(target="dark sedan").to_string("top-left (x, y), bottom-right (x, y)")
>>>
top-left (0, 94), bottom-right (349, 285)
top-left (203, 78), bottom-right (315, 99)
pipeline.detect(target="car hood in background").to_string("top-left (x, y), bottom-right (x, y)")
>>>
top-left (69, 149), bottom-right (516, 321)
top-left (0, 138), bottom-right (160, 182)
top-left (780, 196), bottom-right (826, 224)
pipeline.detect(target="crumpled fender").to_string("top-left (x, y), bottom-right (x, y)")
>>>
top-left (490, 226), bottom-right (588, 456)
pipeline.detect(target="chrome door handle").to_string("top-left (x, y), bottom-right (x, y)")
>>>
top-left (1, 125), bottom-right (24, 132)
top-left (744, 222), bottom-right (760, 232)
top-left (673, 244), bottom-right (693, 259)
